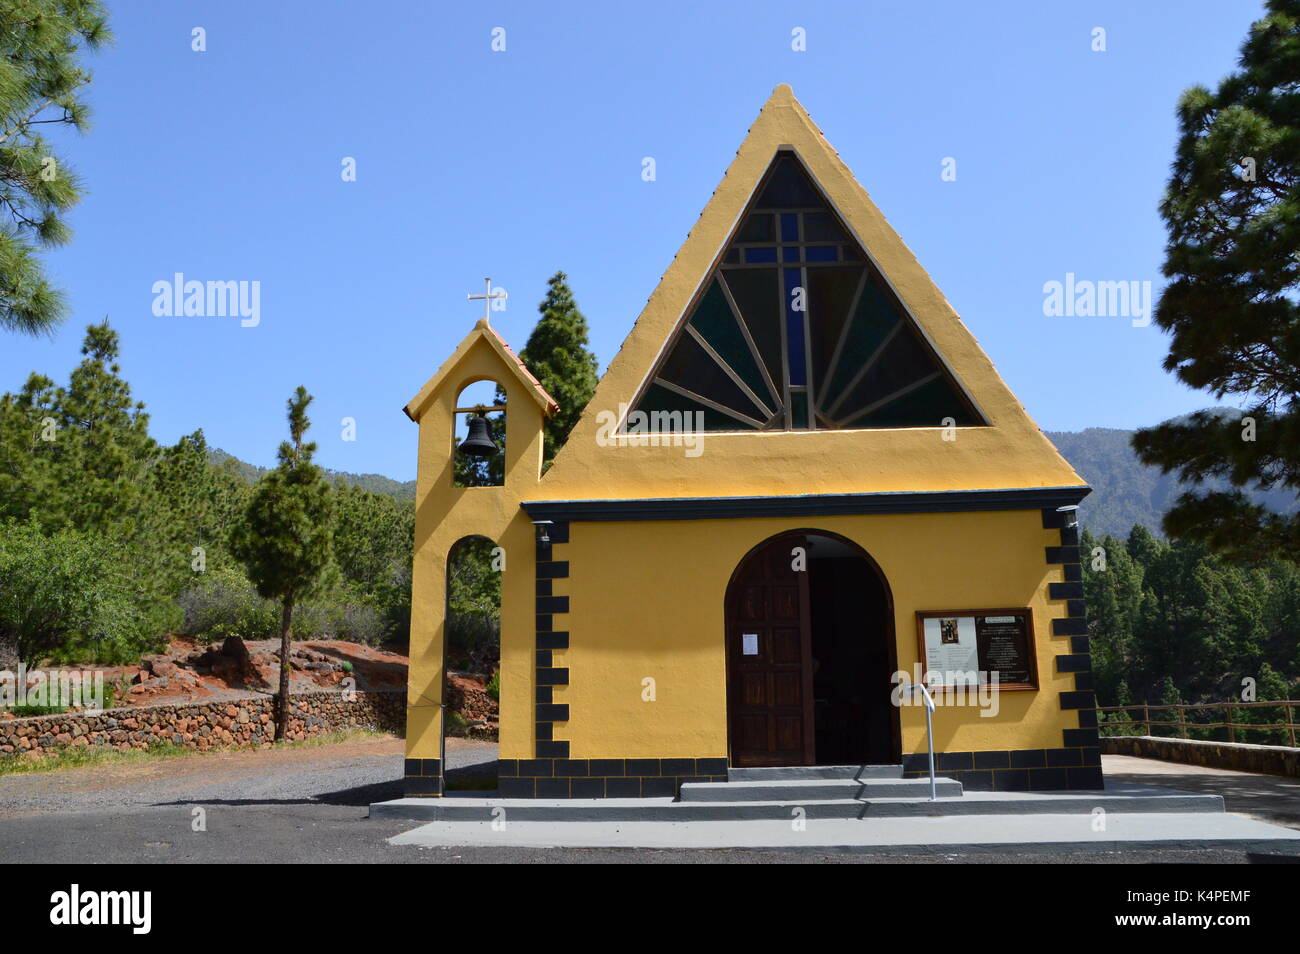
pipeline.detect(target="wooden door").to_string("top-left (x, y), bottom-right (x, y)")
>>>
top-left (726, 534), bottom-right (814, 766)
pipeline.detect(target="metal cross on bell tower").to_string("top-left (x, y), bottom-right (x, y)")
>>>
top-left (467, 277), bottom-right (508, 321)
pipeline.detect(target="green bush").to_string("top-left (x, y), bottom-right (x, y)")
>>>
top-left (176, 565), bottom-right (279, 641)
top-left (9, 704), bottom-right (67, 716)
top-left (446, 610), bottom-right (499, 672)
top-left (444, 710), bottom-right (468, 737)
top-left (1097, 708), bottom-right (1146, 738)
top-left (293, 586), bottom-right (387, 645)
top-left (372, 575), bottom-right (411, 649)
top-left (486, 669), bottom-right (500, 702)
top-left (178, 568), bottom-right (392, 646)
top-left (0, 520), bottom-right (173, 666)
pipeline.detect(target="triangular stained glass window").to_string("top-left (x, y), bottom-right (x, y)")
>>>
top-left (627, 152), bottom-right (985, 432)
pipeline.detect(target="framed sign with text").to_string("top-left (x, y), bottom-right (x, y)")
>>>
top-left (914, 608), bottom-right (1038, 691)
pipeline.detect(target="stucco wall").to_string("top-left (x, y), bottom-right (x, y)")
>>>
top-left (528, 509), bottom-right (1075, 761)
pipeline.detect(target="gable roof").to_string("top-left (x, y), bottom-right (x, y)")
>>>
top-left (404, 317), bottom-right (559, 422)
top-left (532, 84), bottom-right (1085, 500)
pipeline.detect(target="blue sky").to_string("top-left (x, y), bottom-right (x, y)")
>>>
top-left (0, 0), bottom-right (1268, 481)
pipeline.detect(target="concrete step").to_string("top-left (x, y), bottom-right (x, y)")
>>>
top-left (679, 777), bottom-right (963, 802)
top-left (728, 765), bottom-right (903, 781)
top-left (388, 811), bottom-right (1300, 852)
top-left (369, 788), bottom-right (1226, 823)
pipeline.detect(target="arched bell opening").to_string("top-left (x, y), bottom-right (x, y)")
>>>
top-left (452, 379), bottom-right (506, 488)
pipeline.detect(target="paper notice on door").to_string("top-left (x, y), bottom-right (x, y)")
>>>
top-left (742, 633), bottom-right (759, 656)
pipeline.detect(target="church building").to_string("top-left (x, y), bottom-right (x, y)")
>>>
top-left (400, 85), bottom-right (1098, 799)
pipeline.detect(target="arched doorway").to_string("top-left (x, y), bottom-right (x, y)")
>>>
top-left (724, 530), bottom-right (899, 767)
top-left (442, 534), bottom-right (501, 791)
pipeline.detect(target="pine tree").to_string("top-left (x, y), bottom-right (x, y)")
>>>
top-left (0, 322), bottom-right (250, 596)
top-left (0, 0), bottom-right (111, 335)
top-left (519, 271), bottom-right (599, 467)
top-left (0, 322), bottom-right (185, 660)
top-left (1082, 530), bottom-right (1145, 705)
top-left (1240, 663), bottom-right (1294, 744)
top-left (0, 321), bottom-right (161, 536)
top-left (1132, 2), bottom-right (1300, 561)
top-left (231, 387), bottom-right (334, 741)
top-left (153, 429), bottom-right (249, 573)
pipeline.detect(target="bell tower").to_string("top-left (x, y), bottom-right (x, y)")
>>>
top-left (400, 315), bottom-right (557, 796)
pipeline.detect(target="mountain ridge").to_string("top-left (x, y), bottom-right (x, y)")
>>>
top-left (1045, 424), bottom-right (1295, 538)
top-left (208, 448), bottom-right (416, 500)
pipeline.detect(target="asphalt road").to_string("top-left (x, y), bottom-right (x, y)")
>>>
top-left (0, 740), bottom-right (1294, 864)
top-left (1103, 754), bottom-right (1300, 831)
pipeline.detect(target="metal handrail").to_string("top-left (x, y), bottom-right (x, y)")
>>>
top-left (900, 681), bottom-right (938, 801)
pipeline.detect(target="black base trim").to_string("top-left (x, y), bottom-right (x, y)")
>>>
top-left (404, 758), bottom-right (444, 796)
top-left (902, 748), bottom-right (1104, 791)
top-left (498, 757), bottom-right (728, 798)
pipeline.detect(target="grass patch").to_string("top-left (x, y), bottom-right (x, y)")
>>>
top-left (6, 705), bottom-right (70, 717)
top-left (0, 728), bottom-right (395, 777)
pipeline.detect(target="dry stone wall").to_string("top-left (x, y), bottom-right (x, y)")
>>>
top-left (1, 689), bottom-right (404, 758)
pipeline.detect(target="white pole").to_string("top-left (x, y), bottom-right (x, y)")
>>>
top-left (919, 683), bottom-right (936, 801)
top-left (904, 682), bottom-right (938, 801)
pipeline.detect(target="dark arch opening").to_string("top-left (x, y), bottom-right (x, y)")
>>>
top-left (442, 534), bottom-right (501, 791)
top-left (724, 529), bottom-right (900, 767)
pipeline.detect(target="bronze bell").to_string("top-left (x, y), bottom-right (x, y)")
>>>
top-left (458, 414), bottom-right (498, 458)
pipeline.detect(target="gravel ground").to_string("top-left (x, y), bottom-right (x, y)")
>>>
top-left (0, 734), bottom-right (509, 816)
top-left (0, 744), bottom-right (1295, 863)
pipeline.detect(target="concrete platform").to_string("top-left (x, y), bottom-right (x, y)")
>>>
top-left (371, 756), bottom-right (1300, 851)
top-left (387, 810), bottom-right (1300, 853)
top-left (371, 756), bottom-right (1300, 853)
top-left (370, 780), bottom-right (1225, 822)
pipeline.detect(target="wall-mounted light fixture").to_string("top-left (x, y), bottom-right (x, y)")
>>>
top-left (1055, 505), bottom-right (1079, 530)
top-left (532, 519), bottom-right (554, 546)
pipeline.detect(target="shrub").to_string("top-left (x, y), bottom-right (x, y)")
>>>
top-left (372, 574), bottom-right (411, 649)
top-left (486, 669), bottom-right (500, 702)
top-left (176, 565), bottom-right (279, 641)
top-left (292, 587), bottom-right (387, 645)
top-left (446, 610), bottom-right (499, 673)
top-left (0, 521), bottom-right (173, 666)
top-left (179, 566), bottom-right (399, 646)
top-left (9, 704), bottom-right (67, 716)
top-left (444, 710), bottom-right (468, 737)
